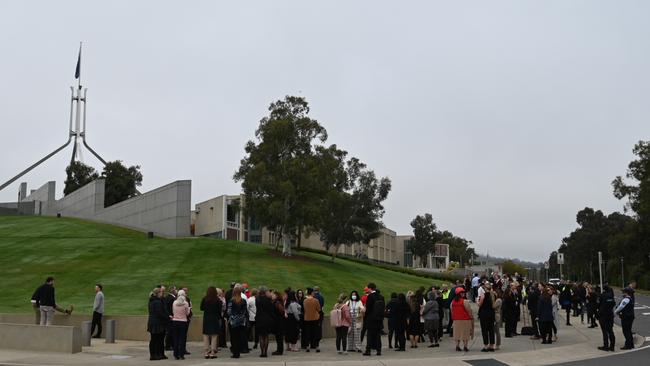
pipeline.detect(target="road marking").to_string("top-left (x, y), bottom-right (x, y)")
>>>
top-left (646, 336), bottom-right (650, 342)
top-left (642, 312), bottom-right (650, 316)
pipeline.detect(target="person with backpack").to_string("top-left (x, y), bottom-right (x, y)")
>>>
top-left (363, 283), bottom-right (384, 356)
top-left (330, 293), bottom-right (352, 354)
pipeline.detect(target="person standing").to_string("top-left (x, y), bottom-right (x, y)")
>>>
top-left (393, 293), bottom-right (410, 351)
top-left (254, 286), bottom-right (274, 357)
top-left (493, 288), bottom-right (503, 350)
top-left (559, 284), bottom-right (573, 326)
top-left (586, 285), bottom-right (599, 328)
top-left (181, 287), bottom-right (193, 356)
top-left (478, 282), bottom-right (496, 352)
top-left (271, 290), bottom-right (287, 355)
top-left (537, 286), bottom-right (554, 344)
top-left (285, 291), bottom-right (302, 352)
top-left (163, 286), bottom-right (177, 351)
top-left (313, 286), bottom-right (325, 346)
top-left (91, 284), bottom-right (104, 338)
top-left (407, 294), bottom-right (421, 348)
top-left (147, 288), bottom-right (169, 361)
top-left (615, 287), bottom-right (635, 350)
top-left (200, 287), bottom-right (222, 359)
top-left (347, 290), bottom-right (365, 353)
top-left (527, 284), bottom-right (540, 339)
top-left (32, 277), bottom-right (69, 326)
top-left (303, 288), bottom-right (322, 352)
top-left (502, 288), bottom-right (517, 338)
top-left (440, 284), bottom-right (451, 333)
top-left (246, 288), bottom-right (258, 350)
top-left (422, 291), bottom-right (440, 348)
top-left (171, 290), bottom-right (191, 360)
top-left (471, 274), bottom-right (480, 302)
top-left (597, 284), bottom-right (616, 352)
top-left (227, 287), bottom-right (248, 359)
top-left (331, 293), bottom-right (352, 354)
top-left (385, 293), bottom-right (398, 349)
top-left (363, 283), bottom-right (384, 356)
top-left (451, 287), bottom-right (474, 352)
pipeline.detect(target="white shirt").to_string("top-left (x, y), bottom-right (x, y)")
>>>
top-left (478, 286), bottom-right (486, 299)
top-left (246, 296), bottom-right (257, 321)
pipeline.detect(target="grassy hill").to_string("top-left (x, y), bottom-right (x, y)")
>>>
top-left (0, 216), bottom-right (440, 315)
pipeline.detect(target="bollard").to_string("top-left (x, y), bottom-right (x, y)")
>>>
top-left (105, 319), bottom-right (116, 343)
top-left (81, 321), bottom-right (92, 347)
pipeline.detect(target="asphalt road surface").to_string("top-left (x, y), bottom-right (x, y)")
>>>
top-left (552, 291), bottom-right (650, 366)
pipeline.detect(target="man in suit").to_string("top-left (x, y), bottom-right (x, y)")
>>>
top-left (363, 283), bottom-right (384, 356)
top-left (163, 286), bottom-right (176, 351)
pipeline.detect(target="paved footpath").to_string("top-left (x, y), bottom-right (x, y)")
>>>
top-left (0, 313), bottom-right (644, 366)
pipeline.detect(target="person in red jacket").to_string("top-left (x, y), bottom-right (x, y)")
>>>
top-left (451, 287), bottom-right (474, 352)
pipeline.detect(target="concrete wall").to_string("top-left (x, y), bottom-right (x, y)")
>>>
top-left (94, 180), bottom-right (191, 238)
top-left (19, 179), bottom-right (192, 238)
top-left (0, 322), bottom-right (82, 353)
top-left (194, 196), bottom-right (224, 236)
top-left (0, 313), bottom-right (345, 341)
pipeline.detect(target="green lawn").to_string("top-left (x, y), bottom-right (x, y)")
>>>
top-left (0, 216), bottom-right (440, 315)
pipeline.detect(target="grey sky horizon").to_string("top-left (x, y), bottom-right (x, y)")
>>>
top-left (1, 1), bottom-right (649, 262)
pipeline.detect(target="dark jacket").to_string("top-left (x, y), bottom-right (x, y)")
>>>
top-left (394, 299), bottom-right (410, 331)
top-left (537, 295), bottom-right (554, 322)
top-left (364, 291), bottom-right (385, 329)
top-left (147, 296), bottom-right (169, 334)
top-left (527, 288), bottom-right (539, 315)
top-left (200, 297), bottom-right (222, 335)
top-left (254, 295), bottom-right (275, 329)
top-left (598, 289), bottom-right (615, 320)
top-left (33, 283), bottom-right (56, 307)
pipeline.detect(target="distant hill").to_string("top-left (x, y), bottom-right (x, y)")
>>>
top-left (475, 254), bottom-right (543, 269)
top-left (0, 216), bottom-right (437, 315)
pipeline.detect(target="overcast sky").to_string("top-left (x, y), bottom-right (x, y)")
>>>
top-left (1, 1), bottom-right (649, 262)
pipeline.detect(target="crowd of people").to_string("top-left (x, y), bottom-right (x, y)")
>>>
top-left (28, 274), bottom-right (637, 361)
top-left (145, 273), bottom-right (637, 361)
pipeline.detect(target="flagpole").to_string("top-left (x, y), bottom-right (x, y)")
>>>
top-left (78, 42), bottom-right (82, 90)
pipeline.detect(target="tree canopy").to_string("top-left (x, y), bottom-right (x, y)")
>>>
top-left (64, 161), bottom-right (99, 196)
top-left (102, 161), bottom-right (143, 207)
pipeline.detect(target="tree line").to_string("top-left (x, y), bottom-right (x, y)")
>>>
top-left (548, 141), bottom-right (650, 288)
top-left (64, 160), bottom-right (142, 207)
top-left (408, 213), bottom-right (476, 269)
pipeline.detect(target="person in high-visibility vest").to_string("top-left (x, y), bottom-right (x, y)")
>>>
top-left (440, 284), bottom-right (451, 332)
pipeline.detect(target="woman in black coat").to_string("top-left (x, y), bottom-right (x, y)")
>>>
top-left (394, 293), bottom-right (410, 351)
top-left (502, 289), bottom-right (518, 338)
top-left (255, 286), bottom-right (275, 357)
top-left (559, 285), bottom-right (573, 326)
top-left (200, 287), bottom-right (222, 359)
top-left (537, 287), bottom-right (555, 344)
top-left (147, 288), bottom-right (169, 361)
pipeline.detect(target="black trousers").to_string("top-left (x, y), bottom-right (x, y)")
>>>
top-left (300, 320), bottom-right (308, 348)
top-left (504, 319), bottom-right (517, 337)
top-left (480, 317), bottom-right (495, 345)
top-left (530, 312), bottom-right (539, 336)
top-left (274, 331), bottom-right (284, 354)
top-left (365, 328), bottom-right (381, 353)
top-left (621, 317), bottom-right (634, 348)
top-left (387, 321), bottom-right (395, 347)
top-left (304, 320), bottom-right (320, 349)
top-left (249, 320), bottom-right (259, 345)
top-left (91, 311), bottom-right (103, 337)
top-left (446, 316), bottom-right (454, 334)
top-left (171, 321), bottom-right (188, 359)
top-left (540, 321), bottom-right (553, 342)
top-left (230, 326), bottom-right (243, 357)
top-left (599, 317), bottom-right (615, 348)
top-left (165, 324), bottom-right (173, 349)
top-left (149, 332), bottom-right (165, 359)
top-left (335, 326), bottom-right (348, 351)
top-left (395, 327), bottom-right (406, 349)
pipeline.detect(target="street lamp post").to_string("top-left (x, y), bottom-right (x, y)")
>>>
top-left (621, 257), bottom-right (625, 288)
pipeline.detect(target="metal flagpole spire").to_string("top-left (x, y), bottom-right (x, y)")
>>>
top-left (0, 42), bottom-right (109, 193)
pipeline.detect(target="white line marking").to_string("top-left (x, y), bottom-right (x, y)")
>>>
top-left (642, 312), bottom-right (650, 316)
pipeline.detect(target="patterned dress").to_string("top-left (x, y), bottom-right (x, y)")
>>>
top-left (347, 300), bottom-right (364, 351)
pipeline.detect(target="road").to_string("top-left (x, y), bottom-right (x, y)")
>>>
top-left (553, 291), bottom-right (650, 366)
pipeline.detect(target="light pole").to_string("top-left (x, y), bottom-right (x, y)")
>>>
top-left (621, 257), bottom-right (625, 288)
top-left (598, 251), bottom-right (604, 294)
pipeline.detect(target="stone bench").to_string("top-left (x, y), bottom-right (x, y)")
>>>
top-left (0, 323), bottom-right (82, 353)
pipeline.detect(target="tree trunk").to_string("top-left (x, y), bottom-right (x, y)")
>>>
top-left (282, 233), bottom-right (292, 257)
top-left (297, 227), bottom-right (302, 249)
top-left (331, 244), bottom-right (339, 261)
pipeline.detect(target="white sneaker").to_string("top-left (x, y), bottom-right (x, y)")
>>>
top-left (343, 351), bottom-right (348, 355)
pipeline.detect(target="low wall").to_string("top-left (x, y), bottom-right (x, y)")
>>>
top-left (0, 323), bottom-right (82, 353)
top-left (0, 313), bottom-right (345, 341)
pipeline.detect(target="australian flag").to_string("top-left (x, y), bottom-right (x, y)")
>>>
top-left (74, 46), bottom-right (81, 79)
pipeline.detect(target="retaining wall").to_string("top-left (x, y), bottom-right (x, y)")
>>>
top-left (18, 179), bottom-right (191, 237)
top-left (0, 322), bottom-right (82, 353)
